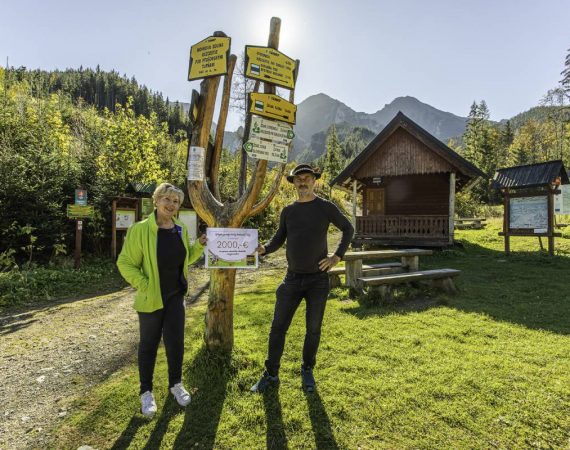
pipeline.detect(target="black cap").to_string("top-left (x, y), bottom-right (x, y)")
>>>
top-left (286, 164), bottom-right (322, 183)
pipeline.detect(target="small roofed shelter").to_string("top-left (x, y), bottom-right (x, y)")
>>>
top-left (492, 160), bottom-right (569, 191)
top-left (492, 160), bottom-right (569, 256)
top-left (330, 112), bottom-right (485, 247)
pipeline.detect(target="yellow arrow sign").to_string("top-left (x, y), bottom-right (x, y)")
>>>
top-left (188, 36), bottom-right (231, 81)
top-left (249, 93), bottom-right (297, 124)
top-left (245, 46), bottom-right (297, 89)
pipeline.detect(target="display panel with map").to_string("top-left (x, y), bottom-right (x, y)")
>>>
top-left (509, 196), bottom-right (548, 232)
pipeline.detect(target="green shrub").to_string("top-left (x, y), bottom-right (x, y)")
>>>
top-left (0, 258), bottom-right (125, 310)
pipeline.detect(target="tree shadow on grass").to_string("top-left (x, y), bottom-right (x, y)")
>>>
top-left (110, 415), bottom-right (148, 450)
top-left (171, 346), bottom-right (233, 449)
top-left (305, 390), bottom-right (339, 450)
top-left (342, 296), bottom-right (445, 320)
top-left (263, 388), bottom-right (288, 450)
top-left (340, 239), bottom-right (570, 335)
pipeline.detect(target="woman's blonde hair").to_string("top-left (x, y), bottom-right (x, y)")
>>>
top-left (152, 183), bottom-right (184, 207)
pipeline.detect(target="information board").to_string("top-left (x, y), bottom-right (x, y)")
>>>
top-left (509, 196), bottom-right (548, 232)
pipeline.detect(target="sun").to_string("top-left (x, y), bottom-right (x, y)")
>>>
top-left (245, 6), bottom-right (304, 54)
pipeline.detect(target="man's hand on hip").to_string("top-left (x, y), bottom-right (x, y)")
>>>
top-left (319, 254), bottom-right (341, 272)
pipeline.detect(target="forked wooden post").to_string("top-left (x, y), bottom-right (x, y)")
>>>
top-left (187, 18), bottom-right (297, 352)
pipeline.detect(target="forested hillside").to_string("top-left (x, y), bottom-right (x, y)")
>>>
top-left (0, 66), bottom-right (300, 267)
top-left (1, 59), bottom-right (569, 267)
top-left (4, 66), bottom-right (189, 137)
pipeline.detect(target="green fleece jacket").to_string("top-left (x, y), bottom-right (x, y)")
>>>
top-left (116, 212), bottom-right (204, 312)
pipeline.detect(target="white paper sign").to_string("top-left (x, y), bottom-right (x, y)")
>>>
top-left (187, 146), bottom-right (205, 181)
top-left (554, 184), bottom-right (570, 215)
top-left (206, 228), bottom-right (258, 269)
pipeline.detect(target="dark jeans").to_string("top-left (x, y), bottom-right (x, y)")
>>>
top-left (265, 271), bottom-right (330, 376)
top-left (137, 292), bottom-right (185, 394)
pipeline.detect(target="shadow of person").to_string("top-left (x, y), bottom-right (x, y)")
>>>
top-left (305, 389), bottom-right (339, 450)
top-left (141, 396), bottom-right (181, 450)
top-left (171, 346), bottom-right (232, 449)
top-left (263, 388), bottom-right (288, 450)
top-left (109, 414), bottom-right (147, 450)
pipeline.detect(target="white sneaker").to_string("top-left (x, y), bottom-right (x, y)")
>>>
top-left (140, 391), bottom-right (157, 418)
top-left (170, 383), bottom-right (191, 407)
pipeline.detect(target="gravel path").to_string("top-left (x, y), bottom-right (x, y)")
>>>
top-left (0, 256), bottom-right (289, 450)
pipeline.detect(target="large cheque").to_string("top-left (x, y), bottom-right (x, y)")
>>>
top-left (206, 228), bottom-right (258, 269)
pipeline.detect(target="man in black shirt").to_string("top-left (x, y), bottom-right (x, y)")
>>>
top-left (251, 164), bottom-right (354, 393)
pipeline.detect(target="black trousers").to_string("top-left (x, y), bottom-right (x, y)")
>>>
top-left (265, 271), bottom-right (330, 376)
top-left (137, 292), bottom-right (185, 394)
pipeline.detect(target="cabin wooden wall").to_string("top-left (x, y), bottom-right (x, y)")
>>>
top-left (354, 128), bottom-right (455, 178)
top-left (364, 173), bottom-right (450, 216)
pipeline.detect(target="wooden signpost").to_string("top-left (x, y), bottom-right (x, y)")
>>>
top-left (186, 18), bottom-right (299, 352)
top-left (67, 191), bottom-right (94, 269)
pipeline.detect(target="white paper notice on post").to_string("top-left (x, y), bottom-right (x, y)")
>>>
top-left (206, 228), bottom-right (258, 269)
top-left (187, 146), bottom-right (205, 181)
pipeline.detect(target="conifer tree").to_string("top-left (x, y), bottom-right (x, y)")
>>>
top-left (324, 124), bottom-right (343, 197)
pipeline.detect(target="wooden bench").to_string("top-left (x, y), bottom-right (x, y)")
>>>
top-left (328, 262), bottom-right (404, 288)
top-left (358, 268), bottom-right (461, 301)
top-left (455, 218), bottom-right (486, 229)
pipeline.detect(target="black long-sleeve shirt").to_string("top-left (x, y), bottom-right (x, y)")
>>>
top-left (157, 227), bottom-right (187, 299)
top-left (264, 196), bottom-right (354, 274)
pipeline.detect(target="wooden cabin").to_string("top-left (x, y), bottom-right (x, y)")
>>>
top-left (330, 112), bottom-right (485, 247)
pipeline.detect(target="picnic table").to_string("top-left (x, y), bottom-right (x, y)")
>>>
top-left (342, 248), bottom-right (433, 290)
top-left (337, 248), bottom-right (460, 301)
top-left (454, 217), bottom-right (486, 229)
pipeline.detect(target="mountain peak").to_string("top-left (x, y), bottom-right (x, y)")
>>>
top-left (387, 96), bottom-right (421, 106)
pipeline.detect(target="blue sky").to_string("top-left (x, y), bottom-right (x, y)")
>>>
top-left (1, 0), bottom-right (568, 129)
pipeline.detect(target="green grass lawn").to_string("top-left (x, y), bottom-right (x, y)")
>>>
top-left (54, 220), bottom-right (570, 449)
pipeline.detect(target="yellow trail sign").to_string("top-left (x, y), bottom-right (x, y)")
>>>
top-left (248, 92), bottom-right (297, 124)
top-left (67, 204), bottom-right (94, 218)
top-left (188, 36), bottom-right (231, 81)
top-left (245, 46), bottom-right (297, 89)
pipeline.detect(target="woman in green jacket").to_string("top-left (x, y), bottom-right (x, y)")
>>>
top-left (117, 183), bottom-right (206, 418)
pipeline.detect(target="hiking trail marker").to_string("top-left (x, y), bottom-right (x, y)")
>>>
top-left (67, 189), bottom-right (94, 268)
top-left (188, 36), bottom-right (231, 81)
top-left (248, 92), bottom-right (296, 124)
top-left (243, 115), bottom-right (294, 163)
top-left (245, 46), bottom-right (297, 89)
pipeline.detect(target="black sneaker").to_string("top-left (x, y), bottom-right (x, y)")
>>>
top-left (301, 365), bottom-right (316, 392)
top-left (250, 371), bottom-right (279, 393)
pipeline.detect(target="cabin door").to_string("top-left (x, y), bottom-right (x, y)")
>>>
top-left (366, 188), bottom-right (385, 215)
